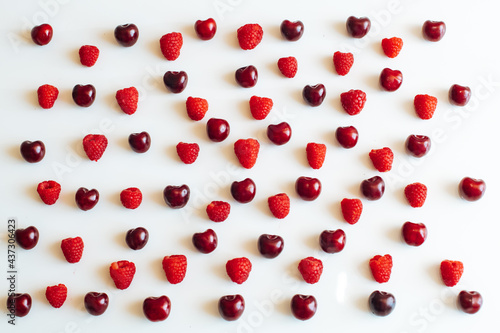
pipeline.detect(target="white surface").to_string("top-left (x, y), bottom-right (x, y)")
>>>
top-left (1, 0), bottom-right (500, 332)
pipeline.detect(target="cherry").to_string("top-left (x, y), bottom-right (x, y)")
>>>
top-left (31, 24), bottom-right (53, 45)
top-left (218, 295), bottom-right (245, 321)
top-left (405, 135), bottom-right (431, 158)
top-left (369, 291), bottom-right (395, 316)
top-left (72, 84), bottom-right (96, 107)
top-left (401, 222), bottom-right (427, 246)
top-left (360, 176), bottom-right (385, 201)
top-left (143, 296), bottom-right (171, 322)
top-left (319, 229), bottom-right (346, 254)
top-left (235, 65), bottom-right (258, 88)
top-left (114, 24), bottom-right (139, 47)
top-left (163, 185), bottom-right (190, 208)
top-left (194, 18), bottom-right (217, 40)
top-left (125, 227), bottom-right (149, 250)
top-left (459, 177), bottom-right (486, 201)
top-left (192, 229), bottom-right (218, 254)
top-left (257, 234), bottom-right (284, 258)
top-left (295, 176), bottom-right (321, 201)
top-left (280, 20), bottom-right (304, 41)
top-left (75, 187), bottom-right (99, 211)
top-left (302, 84), bottom-right (326, 106)
top-left (15, 226), bottom-right (39, 250)
top-left (290, 294), bottom-right (317, 320)
top-left (206, 118), bottom-right (230, 142)
top-left (128, 131), bottom-right (151, 153)
top-left (422, 20), bottom-right (446, 42)
top-left (379, 68), bottom-right (403, 92)
top-left (231, 178), bottom-right (256, 203)
top-left (20, 140), bottom-right (45, 163)
top-left (84, 292), bottom-right (109, 316)
top-left (163, 71), bottom-right (188, 93)
top-left (6, 293), bottom-right (32, 317)
top-left (458, 291), bottom-right (483, 314)
top-left (267, 122), bottom-right (292, 145)
top-left (449, 84), bottom-right (471, 106)
top-left (335, 126), bottom-right (358, 149)
top-left (346, 16), bottom-right (371, 38)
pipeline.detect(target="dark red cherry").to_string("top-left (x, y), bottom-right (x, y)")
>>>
top-left (125, 227), bottom-right (149, 250)
top-left (235, 65), bottom-right (258, 88)
top-left (257, 234), bottom-right (284, 258)
top-left (405, 135), bottom-right (431, 157)
top-left (192, 229), bottom-right (218, 254)
top-left (280, 20), bottom-right (304, 41)
top-left (231, 178), bottom-right (256, 203)
top-left (194, 18), bottom-right (217, 40)
top-left (335, 126), bottom-right (358, 148)
top-left (422, 20), bottom-right (446, 42)
top-left (401, 222), bottom-right (427, 246)
top-left (163, 185), bottom-right (190, 208)
top-left (206, 118), bottom-right (230, 142)
top-left (459, 177), bottom-right (486, 201)
top-left (31, 24), bottom-right (53, 45)
top-left (369, 291), bottom-right (395, 316)
top-left (15, 226), bottom-right (39, 250)
top-left (302, 84), bottom-right (326, 106)
top-left (75, 187), bottom-right (99, 211)
top-left (360, 176), bottom-right (385, 200)
top-left (449, 84), bottom-right (471, 106)
top-left (143, 296), bottom-right (171, 322)
top-left (346, 16), bottom-right (371, 38)
top-left (114, 24), bottom-right (139, 47)
top-left (319, 229), bottom-right (346, 253)
top-left (291, 294), bottom-right (317, 320)
top-left (84, 292), bottom-right (109, 316)
top-left (267, 122), bottom-right (292, 145)
top-left (379, 68), bottom-right (402, 92)
top-left (128, 131), bottom-right (151, 153)
top-left (458, 291), bottom-right (483, 314)
top-left (295, 176), bottom-right (321, 201)
top-left (72, 84), bottom-right (96, 107)
top-left (218, 295), bottom-right (245, 321)
top-left (163, 71), bottom-right (188, 93)
top-left (20, 140), bottom-right (45, 163)
top-left (6, 293), bottom-right (32, 317)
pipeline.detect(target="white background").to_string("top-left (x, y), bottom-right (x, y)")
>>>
top-left (1, 0), bottom-right (500, 332)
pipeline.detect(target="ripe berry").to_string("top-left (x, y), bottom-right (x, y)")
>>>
top-left (45, 284), bottom-right (67, 308)
top-left (440, 260), bottom-right (464, 287)
top-left (306, 143), bottom-right (326, 169)
top-left (369, 147), bottom-right (394, 172)
top-left (120, 187), bottom-right (142, 209)
top-left (298, 257), bottom-right (323, 284)
top-left (37, 84), bottom-right (59, 109)
top-left (82, 134), bottom-right (108, 162)
top-left (159, 32), bottom-right (183, 60)
top-left (369, 254), bottom-right (393, 283)
top-left (340, 89), bottom-right (366, 115)
top-left (162, 255), bottom-right (187, 284)
top-left (249, 96), bottom-right (273, 120)
top-left (237, 24), bottom-right (263, 50)
top-left (333, 51), bottom-right (354, 76)
top-left (267, 193), bottom-right (290, 219)
top-left (109, 260), bottom-right (136, 290)
top-left (381, 37), bottom-right (403, 58)
top-left (37, 180), bottom-right (61, 205)
top-left (116, 87), bottom-right (139, 115)
top-left (79, 45), bottom-right (99, 67)
top-left (206, 201), bottom-right (230, 222)
top-left (234, 138), bottom-right (260, 169)
top-left (186, 97), bottom-right (208, 121)
top-left (404, 183), bottom-right (427, 208)
top-left (277, 56), bottom-right (298, 78)
top-left (340, 198), bottom-right (363, 224)
top-left (61, 237), bottom-right (84, 263)
top-left (226, 257), bottom-right (252, 284)
top-left (414, 94), bottom-right (438, 120)
top-left (176, 142), bottom-right (200, 164)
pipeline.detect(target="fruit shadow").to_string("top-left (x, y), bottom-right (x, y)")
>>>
top-left (387, 225), bottom-right (403, 244)
top-left (59, 190), bottom-right (78, 209)
top-left (49, 241), bottom-right (65, 263)
top-left (212, 261), bottom-right (229, 282)
top-left (402, 99), bottom-right (417, 119)
top-left (166, 144), bottom-right (180, 164)
top-left (117, 135), bottom-right (130, 152)
top-left (255, 197), bottom-right (273, 220)
top-left (223, 70), bottom-right (237, 88)
top-left (333, 21), bottom-right (347, 37)
top-left (331, 94), bottom-right (344, 116)
top-left (203, 298), bottom-right (220, 318)
top-left (59, 88), bottom-right (76, 108)
top-left (101, 30), bottom-right (116, 46)
top-left (148, 38), bottom-right (165, 60)
top-left (411, 24), bottom-right (423, 39)
top-left (323, 55), bottom-right (334, 74)
top-left (172, 100), bottom-right (187, 121)
top-left (115, 231), bottom-right (127, 249)
top-left (293, 146), bottom-right (309, 168)
top-left (357, 258), bottom-right (373, 282)
top-left (127, 298), bottom-right (145, 318)
top-left (242, 238), bottom-right (260, 257)
top-left (70, 137), bottom-right (87, 160)
top-left (108, 191), bottom-right (122, 208)
top-left (366, 74), bottom-right (381, 91)
top-left (427, 263), bottom-right (442, 285)
top-left (149, 190), bottom-right (166, 208)
top-left (181, 23), bottom-right (197, 40)
top-left (266, 60), bottom-right (281, 78)
top-left (224, 28), bottom-right (240, 50)
top-left (25, 89), bottom-right (39, 108)
top-left (105, 91), bottom-right (120, 114)
top-left (99, 264), bottom-right (115, 289)
top-left (305, 233), bottom-right (320, 251)
top-left (291, 87), bottom-right (306, 106)
top-left (25, 185), bottom-right (42, 204)
top-left (191, 122), bottom-right (208, 143)
top-left (150, 257), bottom-right (167, 282)
top-left (355, 294), bottom-right (370, 313)
top-left (347, 180), bottom-right (362, 198)
top-left (239, 99), bottom-right (252, 121)
top-left (68, 47), bottom-right (81, 66)
top-left (330, 200), bottom-right (344, 222)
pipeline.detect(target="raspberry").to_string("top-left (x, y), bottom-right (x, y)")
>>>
top-left (249, 96), bottom-right (273, 120)
top-left (333, 51), bottom-right (354, 76)
top-left (306, 142), bottom-right (326, 169)
top-left (440, 260), bottom-right (464, 287)
top-left (340, 198), bottom-right (363, 224)
top-left (37, 180), bottom-right (61, 205)
top-left (37, 84), bottom-right (59, 109)
top-left (185, 97), bottom-right (208, 121)
top-left (120, 187), bottom-right (142, 209)
top-left (61, 237), bottom-right (84, 264)
top-left (404, 182), bottom-right (427, 208)
top-left (45, 284), bottom-right (67, 308)
top-left (159, 32), bottom-right (183, 60)
top-left (369, 254), bottom-right (393, 283)
top-left (298, 257), bottom-right (323, 284)
top-left (116, 87), bottom-right (139, 115)
top-left (79, 45), bottom-right (99, 67)
top-left (176, 142), bottom-right (200, 164)
top-left (277, 56), bottom-right (298, 78)
top-left (268, 193), bottom-right (290, 219)
top-left (162, 255), bottom-right (187, 284)
top-left (237, 24), bottom-right (263, 50)
top-left (381, 37), bottom-right (403, 58)
top-left (109, 260), bottom-right (136, 290)
top-left (226, 257), bottom-right (252, 284)
top-left (82, 134), bottom-right (108, 162)
top-left (369, 147), bottom-right (394, 172)
top-left (340, 89), bottom-right (366, 115)
top-left (414, 94), bottom-right (438, 120)
top-left (234, 138), bottom-right (260, 169)
top-left (206, 201), bottom-right (230, 222)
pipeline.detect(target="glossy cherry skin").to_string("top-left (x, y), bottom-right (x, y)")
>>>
top-left (360, 176), bottom-right (385, 201)
top-left (206, 118), bottom-right (230, 142)
top-left (267, 122), bottom-right (292, 145)
top-left (163, 71), bottom-right (188, 93)
top-left (319, 229), bottom-right (346, 253)
top-left (280, 20), bottom-right (304, 41)
top-left (31, 24), bottom-right (53, 45)
top-left (20, 140), bottom-right (45, 163)
top-left (218, 295), bottom-right (245, 321)
top-left (291, 294), bottom-right (317, 320)
top-left (15, 226), bottom-right (39, 250)
top-left (194, 18), bottom-right (217, 40)
top-left (6, 293), bottom-right (32, 317)
top-left (459, 177), bottom-right (486, 201)
top-left (126, 227), bottom-right (149, 250)
top-left (369, 291), bottom-right (395, 316)
top-left (192, 229), bottom-right (218, 254)
top-left (75, 187), bottom-right (99, 211)
top-left (143, 296), bottom-right (171, 322)
top-left (258, 234), bottom-right (284, 258)
top-left (84, 292), bottom-right (109, 316)
top-left (346, 16), bottom-right (371, 38)
top-left (128, 131), bottom-right (151, 153)
top-left (380, 68), bottom-right (403, 92)
top-left (114, 24), bottom-right (139, 47)
top-left (422, 20), bottom-right (446, 42)
top-left (72, 84), bottom-right (96, 107)
top-left (401, 222), bottom-right (427, 246)
top-left (405, 135), bottom-right (431, 157)
top-left (295, 176), bottom-right (321, 201)
top-left (336, 126), bottom-right (358, 149)
top-left (163, 185), bottom-right (190, 208)
top-left (235, 65), bottom-right (258, 88)
top-left (231, 178), bottom-right (256, 203)
top-left (302, 84), bottom-right (326, 106)
top-left (449, 84), bottom-right (471, 106)
top-left (458, 291), bottom-right (483, 314)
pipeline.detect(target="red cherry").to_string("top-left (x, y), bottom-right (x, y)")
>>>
top-left (194, 18), bottom-right (217, 40)
top-left (422, 20), bottom-right (446, 42)
top-left (458, 291), bottom-right (483, 314)
top-left (280, 20), bottom-right (304, 41)
top-left (218, 295), bottom-right (245, 321)
top-left (379, 68), bottom-right (402, 92)
top-left (360, 176), bottom-right (385, 201)
top-left (405, 135), bottom-right (431, 157)
top-left (459, 177), bottom-right (486, 201)
top-left (15, 226), bottom-right (39, 250)
top-left (302, 84), bottom-right (326, 106)
top-left (235, 65), bottom-right (258, 88)
top-left (163, 71), bottom-right (188, 93)
top-left (319, 229), bottom-right (346, 253)
top-left (290, 294), bottom-right (317, 320)
top-left (401, 222), bottom-right (427, 246)
top-left (125, 227), bottom-right (149, 250)
top-left (114, 24), bottom-right (139, 47)
top-left (295, 176), bottom-right (321, 201)
top-left (346, 16), bottom-right (371, 38)
top-left (231, 178), bottom-right (256, 203)
top-left (163, 185), bottom-right (190, 208)
top-left (31, 24), bottom-right (53, 45)
top-left (369, 291), bottom-right (395, 316)
top-left (75, 187), bottom-right (99, 211)
top-left (6, 293), bottom-right (32, 317)
top-left (20, 140), bottom-right (45, 163)
top-left (335, 126), bottom-right (358, 148)
top-left (192, 229), bottom-right (218, 254)
top-left (206, 118), bottom-right (230, 142)
top-left (143, 296), bottom-right (171, 322)
top-left (267, 122), bottom-right (292, 145)
top-left (257, 234), bottom-right (284, 258)
top-left (128, 131), bottom-right (151, 153)
top-left (84, 292), bottom-right (109, 316)
top-left (449, 84), bottom-right (471, 106)
top-left (72, 84), bottom-right (96, 107)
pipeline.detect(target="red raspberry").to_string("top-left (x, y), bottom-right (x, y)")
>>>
top-left (37, 84), bottom-right (59, 109)
top-left (249, 96), bottom-right (273, 120)
top-left (298, 257), bottom-right (323, 284)
top-left (237, 24), bottom-right (263, 50)
top-left (109, 260), bottom-right (136, 290)
top-left (369, 254), bottom-right (393, 283)
top-left (37, 180), bottom-right (61, 205)
top-left (440, 260), bottom-right (464, 287)
top-left (268, 193), bottom-right (290, 219)
top-left (116, 87), bottom-right (139, 115)
top-left (162, 255), bottom-right (187, 284)
top-left (333, 51), bottom-right (354, 76)
top-left (159, 32), bottom-right (183, 60)
top-left (79, 45), bottom-right (99, 67)
top-left (340, 198), bottom-right (363, 225)
top-left (226, 257), bottom-right (252, 284)
top-left (185, 97), bottom-right (208, 121)
top-left (306, 142), bottom-right (327, 169)
top-left (381, 37), bottom-right (403, 58)
top-left (414, 94), bottom-right (438, 120)
top-left (176, 142), bottom-right (200, 164)
top-left (277, 56), bottom-right (298, 78)
top-left (120, 187), bottom-right (142, 209)
top-left (369, 147), bottom-right (394, 172)
top-left (61, 237), bottom-right (84, 264)
top-left (340, 89), bottom-right (366, 115)
top-left (82, 134), bottom-right (108, 161)
top-left (404, 182), bottom-right (427, 208)
top-left (206, 201), bottom-right (231, 222)
top-left (45, 284), bottom-right (67, 308)
top-left (234, 138), bottom-right (260, 169)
